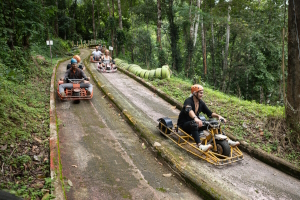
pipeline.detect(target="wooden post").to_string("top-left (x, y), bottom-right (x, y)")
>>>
top-left (77, 41), bottom-right (78, 46)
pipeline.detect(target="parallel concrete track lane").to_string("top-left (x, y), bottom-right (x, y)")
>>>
top-left (88, 52), bottom-right (300, 200)
top-left (55, 49), bottom-right (200, 199)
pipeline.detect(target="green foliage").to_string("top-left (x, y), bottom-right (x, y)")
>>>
top-left (107, 17), bottom-right (115, 29)
top-left (116, 29), bottom-right (126, 46)
top-left (0, 38), bottom-right (71, 199)
top-left (31, 38), bottom-right (72, 58)
top-left (0, 0), bottom-right (286, 105)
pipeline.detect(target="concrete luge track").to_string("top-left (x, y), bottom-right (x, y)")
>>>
top-left (54, 49), bottom-right (200, 199)
top-left (85, 49), bottom-right (300, 200)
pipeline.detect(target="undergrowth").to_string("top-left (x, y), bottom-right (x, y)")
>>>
top-left (149, 77), bottom-right (300, 166)
top-left (0, 38), bottom-right (72, 199)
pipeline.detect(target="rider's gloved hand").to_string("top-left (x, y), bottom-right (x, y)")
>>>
top-left (64, 77), bottom-right (69, 82)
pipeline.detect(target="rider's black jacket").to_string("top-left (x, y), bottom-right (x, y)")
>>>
top-left (177, 96), bottom-right (212, 127)
top-left (64, 68), bottom-right (87, 80)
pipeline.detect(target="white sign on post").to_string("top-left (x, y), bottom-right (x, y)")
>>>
top-left (109, 46), bottom-right (113, 51)
top-left (46, 40), bottom-right (53, 45)
top-left (46, 40), bottom-right (53, 66)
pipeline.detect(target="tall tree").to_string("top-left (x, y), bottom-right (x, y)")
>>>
top-left (189, 0), bottom-right (195, 40)
top-left (200, 0), bottom-right (207, 79)
top-left (211, 18), bottom-right (216, 87)
top-left (107, 0), bottom-right (111, 16)
top-left (117, 0), bottom-right (124, 54)
top-left (222, 5), bottom-right (231, 92)
top-left (166, 0), bottom-right (180, 71)
top-left (55, 0), bottom-right (59, 36)
top-left (92, 0), bottom-right (96, 39)
top-left (106, 0), bottom-right (114, 56)
top-left (157, 0), bottom-right (162, 49)
top-left (193, 0), bottom-right (200, 47)
top-left (186, 0), bottom-right (195, 76)
top-left (287, 0), bottom-right (300, 138)
top-left (111, 0), bottom-right (115, 57)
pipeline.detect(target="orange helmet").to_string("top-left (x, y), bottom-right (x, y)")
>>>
top-left (73, 55), bottom-right (81, 63)
top-left (191, 84), bottom-right (203, 94)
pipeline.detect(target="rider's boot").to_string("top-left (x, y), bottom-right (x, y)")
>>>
top-left (228, 140), bottom-right (240, 147)
top-left (199, 144), bottom-right (213, 152)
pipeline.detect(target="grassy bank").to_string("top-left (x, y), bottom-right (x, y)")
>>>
top-left (0, 39), bottom-right (75, 199)
top-left (148, 77), bottom-right (300, 167)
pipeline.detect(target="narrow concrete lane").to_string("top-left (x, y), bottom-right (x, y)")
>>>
top-left (55, 49), bottom-right (201, 199)
top-left (87, 51), bottom-right (300, 200)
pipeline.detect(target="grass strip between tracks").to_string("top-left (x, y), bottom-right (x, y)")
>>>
top-left (84, 55), bottom-right (248, 200)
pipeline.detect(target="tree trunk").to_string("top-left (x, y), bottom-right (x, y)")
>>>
top-left (189, 0), bottom-right (194, 40)
top-left (6, 1), bottom-right (15, 50)
top-left (96, 3), bottom-right (100, 38)
top-left (211, 18), bottom-right (216, 87)
top-left (131, 47), bottom-right (134, 62)
top-left (157, 0), bottom-right (162, 49)
top-left (200, 0), bottom-right (207, 79)
top-left (107, 0), bottom-right (111, 17)
top-left (73, 0), bottom-right (77, 37)
top-left (117, 0), bottom-right (122, 29)
top-left (282, 0), bottom-right (287, 105)
top-left (55, 0), bottom-right (59, 36)
top-left (92, 0), bottom-right (96, 40)
top-left (201, 22), bottom-right (207, 77)
top-left (117, 0), bottom-right (124, 54)
top-left (73, 0), bottom-right (77, 19)
top-left (222, 6), bottom-right (231, 92)
top-left (22, 33), bottom-right (30, 49)
top-left (193, 0), bottom-right (200, 47)
top-left (167, 0), bottom-right (179, 71)
top-left (111, 0), bottom-right (114, 57)
top-left (186, 0), bottom-right (194, 76)
top-left (260, 86), bottom-right (264, 104)
top-left (286, 0), bottom-right (300, 138)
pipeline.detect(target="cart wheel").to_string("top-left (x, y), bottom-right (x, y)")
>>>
top-left (159, 121), bottom-right (169, 134)
top-left (74, 100), bottom-right (80, 104)
top-left (158, 118), bottom-right (173, 135)
top-left (216, 140), bottom-right (231, 156)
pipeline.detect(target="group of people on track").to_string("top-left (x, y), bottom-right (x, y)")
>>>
top-left (59, 47), bottom-right (240, 151)
top-left (90, 45), bottom-right (116, 71)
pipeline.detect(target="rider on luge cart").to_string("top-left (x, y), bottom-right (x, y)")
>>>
top-left (177, 84), bottom-right (239, 151)
top-left (67, 55), bottom-right (85, 70)
top-left (97, 49), bottom-right (116, 72)
top-left (59, 58), bottom-right (93, 97)
top-left (90, 47), bottom-right (102, 63)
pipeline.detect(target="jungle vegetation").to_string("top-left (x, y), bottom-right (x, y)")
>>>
top-left (1, 0), bottom-right (300, 198)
